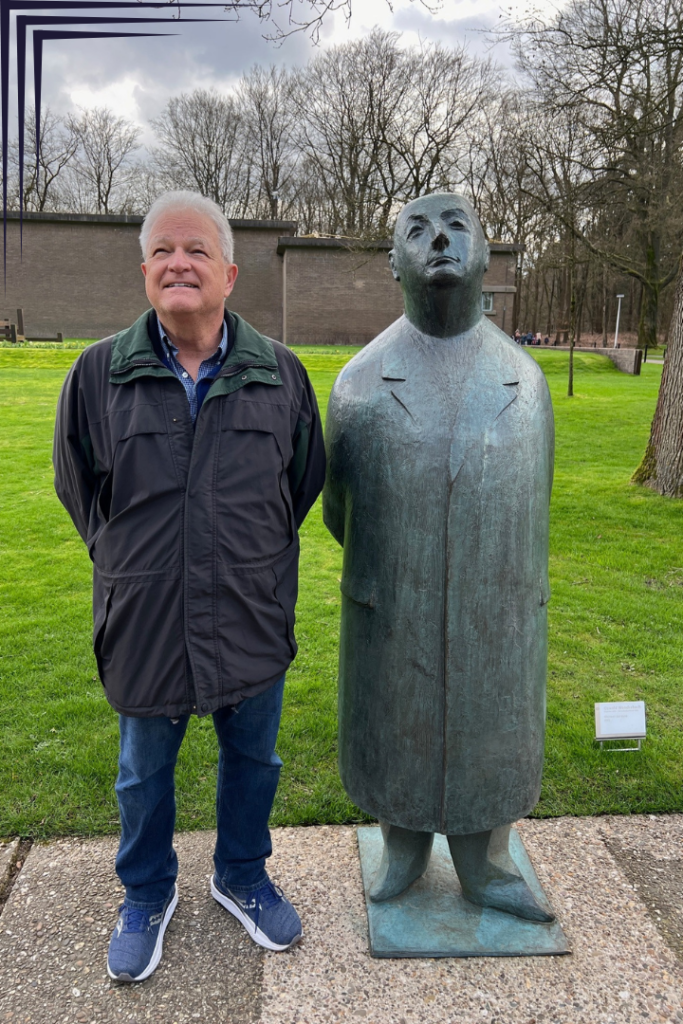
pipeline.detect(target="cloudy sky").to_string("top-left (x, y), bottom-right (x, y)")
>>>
top-left (12, 0), bottom-right (546, 148)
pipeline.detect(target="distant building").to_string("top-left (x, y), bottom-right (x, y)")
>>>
top-left (1, 211), bottom-right (519, 342)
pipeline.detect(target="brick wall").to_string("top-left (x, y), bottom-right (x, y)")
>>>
top-left (231, 222), bottom-right (294, 339)
top-left (0, 213), bottom-right (519, 343)
top-left (280, 240), bottom-right (403, 346)
top-left (2, 215), bottom-right (148, 338)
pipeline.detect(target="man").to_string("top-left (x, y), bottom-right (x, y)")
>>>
top-left (324, 194), bottom-right (555, 922)
top-left (54, 190), bottom-right (325, 982)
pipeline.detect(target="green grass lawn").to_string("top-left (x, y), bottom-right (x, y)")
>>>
top-left (0, 344), bottom-right (681, 839)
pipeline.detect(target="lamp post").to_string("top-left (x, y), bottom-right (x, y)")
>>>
top-left (614, 294), bottom-right (624, 348)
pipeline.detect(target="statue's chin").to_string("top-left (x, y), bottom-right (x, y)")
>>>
top-left (425, 265), bottom-right (462, 288)
top-left (428, 275), bottom-right (460, 289)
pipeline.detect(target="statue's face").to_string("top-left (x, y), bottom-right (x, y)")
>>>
top-left (390, 194), bottom-right (488, 292)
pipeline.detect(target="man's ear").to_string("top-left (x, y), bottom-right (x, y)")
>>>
top-left (141, 262), bottom-right (147, 279)
top-left (388, 249), bottom-right (400, 282)
top-left (224, 262), bottom-right (238, 299)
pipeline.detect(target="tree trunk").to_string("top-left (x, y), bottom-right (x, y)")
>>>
top-left (513, 252), bottom-right (523, 330)
top-left (555, 267), bottom-right (568, 345)
top-left (632, 258), bottom-right (683, 495)
top-left (638, 278), bottom-right (660, 350)
top-left (601, 265), bottom-right (608, 347)
top-left (568, 242), bottom-right (576, 398)
top-left (546, 271), bottom-right (556, 336)
top-left (637, 236), bottom-right (661, 349)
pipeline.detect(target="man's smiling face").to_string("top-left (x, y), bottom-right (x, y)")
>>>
top-left (141, 209), bottom-right (238, 323)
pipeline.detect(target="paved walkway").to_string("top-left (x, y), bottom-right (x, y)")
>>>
top-left (0, 816), bottom-right (682, 1024)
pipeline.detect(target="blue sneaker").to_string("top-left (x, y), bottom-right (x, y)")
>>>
top-left (211, 875), bottom-right (302, 951)
top-left (107, 884), bottom-right (178, 982)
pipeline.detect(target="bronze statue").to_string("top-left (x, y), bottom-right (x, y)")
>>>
top-left (323, 194), bottom-right (555, 922)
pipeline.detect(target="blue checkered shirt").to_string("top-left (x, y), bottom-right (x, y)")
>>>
top-left (158, 319), bottom-right (229, 423)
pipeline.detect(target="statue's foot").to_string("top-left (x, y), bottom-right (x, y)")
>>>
top-left (369, 822), bottom-right (434, 902)
top-left (460, 872), bottom-right (555, 922)
top-left (447, 826), bottom-right (555, 923)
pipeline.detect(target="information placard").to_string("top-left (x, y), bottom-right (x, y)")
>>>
top-left (594, 701), bottom-right (646, 741)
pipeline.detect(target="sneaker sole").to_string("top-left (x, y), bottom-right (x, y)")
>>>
top-left (107, 884), bottom-right (179, 983)
top-left (210, 876), bottom-right (302, 952)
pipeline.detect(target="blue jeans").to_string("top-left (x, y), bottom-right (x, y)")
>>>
top-left (115, 676), bottom-right (285, 910)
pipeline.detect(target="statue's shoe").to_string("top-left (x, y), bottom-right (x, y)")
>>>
top-left (369, 826), bottom-right (433, 903)
top-left (460, 874), bottom-right (555, 923)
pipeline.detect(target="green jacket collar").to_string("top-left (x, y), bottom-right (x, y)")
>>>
top-left (109, 309), bottom-right (281, 393)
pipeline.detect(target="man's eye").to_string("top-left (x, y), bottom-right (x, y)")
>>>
top-left (153, 247), bottom-right (168, 255)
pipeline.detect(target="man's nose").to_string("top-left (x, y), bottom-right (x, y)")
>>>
top-left (431, 230), bottom-right (450, 252)
top-left (168, 247), bottom-right (192, 269)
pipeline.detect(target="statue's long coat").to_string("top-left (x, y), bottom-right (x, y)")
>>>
top-left (323, 315), bottom-right (554, 835)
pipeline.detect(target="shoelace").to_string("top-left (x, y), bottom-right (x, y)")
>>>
top-left (120, 906), bottom-right (152, 933)
top-left (257, 881), bottom-right (284, 908)
top-left (249, 881), bottom-right (284, 931)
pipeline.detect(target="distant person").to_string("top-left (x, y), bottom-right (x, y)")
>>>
top-left (53, 191), bottom-right (325, 983)
top-left (514, 329), bottom-right (522, 344)
top-left (536, 332), bottom-right (542, 346)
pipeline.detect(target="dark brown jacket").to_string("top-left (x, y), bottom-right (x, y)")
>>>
top-left (54, 309), bottom-right (325, 718)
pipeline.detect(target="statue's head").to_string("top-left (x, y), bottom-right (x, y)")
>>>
top-left (389, 193), bottom-right (489, 303)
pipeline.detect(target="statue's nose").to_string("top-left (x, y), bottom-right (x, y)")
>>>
top-left (432, 230), bottom-right (449, 252)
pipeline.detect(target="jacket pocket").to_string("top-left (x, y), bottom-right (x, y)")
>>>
top-left (92, 572), bottom-right (113, 683)
top-left (216, 544), bottom-right (299, 685)
top-left (216, 400), bottom-right (294, 564)
top-left (273, 542), bottom-right (299, 654)
top-left (220, 397), bottom-right (293, 463)
top-left (94, 570), bottom-right (185, 712)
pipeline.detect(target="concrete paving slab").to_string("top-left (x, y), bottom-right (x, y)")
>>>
top-left (0, 817), bottom-right (682, 1024)
top-left (600, 815), bottom-right (683, 962)
top-left (0, 833), bottom-right (263, 1024)
top-left (261, 819), bottom-right (683, 1024)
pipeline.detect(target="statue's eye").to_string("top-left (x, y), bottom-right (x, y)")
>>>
top-left (449, 220), bottom-right (466, 230)
top-left (408, 225), bottom-right (424, 239)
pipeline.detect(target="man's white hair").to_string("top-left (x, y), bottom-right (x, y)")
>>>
top-left (140, 190), bottom-right (235, 263)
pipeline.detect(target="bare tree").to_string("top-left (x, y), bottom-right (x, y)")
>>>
top-left (238, 65), bottom-right (298, 219)
top-left (294, 29), bottom-right (404, 236)
top-left (9, 108), bottom-right (78, 212)
top-left (506, 0), bottom-right (683, 348)
top-left (293, 30), bottom-right (489, 237)
top-left (65, 107), bottom-right (141, 214)
top-left (459, 87), bottom-right (547, 329)
top-left (384, 41), bottom-right (493, 205)
top-left (151, 89), bottom-right (255, 216)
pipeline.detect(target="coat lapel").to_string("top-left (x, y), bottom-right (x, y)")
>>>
top-left (448, 331), bottom-right (519, 480)
top-left (380, 320), bottom-right (520, 466)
